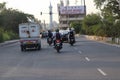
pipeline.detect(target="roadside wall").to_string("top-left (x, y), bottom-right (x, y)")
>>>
top-left (84, 35), bottom-right (120, 45)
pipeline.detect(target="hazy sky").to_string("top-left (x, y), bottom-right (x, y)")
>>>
top-left (0, 0), bottom-right (99, 23)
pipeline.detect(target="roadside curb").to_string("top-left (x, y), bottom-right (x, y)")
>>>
top-left (0, 40), bottom-right (19, 47)
top-left (75, 34), bottom-right (120, 48)
top-left (84, 35), bottom-right (120, 48)
top-left (98, 41), bottom-right (120, 48)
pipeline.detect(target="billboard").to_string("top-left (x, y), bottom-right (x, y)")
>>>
top-left (60, 6), bottom-right (85, 14)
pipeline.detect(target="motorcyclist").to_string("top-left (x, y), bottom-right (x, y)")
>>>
top-left (47, 30), bottom-right (53, 43)
top-left (68, 28), bottom-right (75, 42)
top-left (47, 30), bottom-right (53, 38)
top-left (53, 29), bottom-right (63, 47)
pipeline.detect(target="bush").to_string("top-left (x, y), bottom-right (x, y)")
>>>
top-left (70, 22), bottom-right (82, 34)
top-left (7, 31), bottom-right (18, 40)
top-left (0, 29), bottom-right (18, 42)
top-left (0, 32), bottom-right (3, 43)
top-left (0, 28), bottom-right (4, 43)
top-left (3, 32), bottom-right (10, 41)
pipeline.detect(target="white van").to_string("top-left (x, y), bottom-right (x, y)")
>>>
top-left (19, 22), bottom-right (41, 51)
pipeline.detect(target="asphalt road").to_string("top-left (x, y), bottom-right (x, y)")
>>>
top-left (0, 36), bottom-right (120, 80)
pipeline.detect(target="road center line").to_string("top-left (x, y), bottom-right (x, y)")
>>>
top-left (85, 57), bottom-right (90, 61)
top-left (97, 68), bottom-right (107, 76)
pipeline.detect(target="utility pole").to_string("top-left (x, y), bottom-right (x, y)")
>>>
top-left (66, 0), bottom-right (69, 29)
top-left (83, 0), bottom-right (86, 15)
top-left (49, 2), bottom-right (53, 30)
top-left (119, 0), bottom-right (120, 11)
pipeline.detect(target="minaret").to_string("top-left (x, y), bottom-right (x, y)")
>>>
top-left (49, 2), bottom-right (53, 30)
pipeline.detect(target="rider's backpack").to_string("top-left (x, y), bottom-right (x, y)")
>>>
top-left (56, 33), bottom-right (61, 39)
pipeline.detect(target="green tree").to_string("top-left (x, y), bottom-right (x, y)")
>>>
top-left (70, 22), bottom-right (82, 34)
top-left (0, 2), bottom-right (6, 12)
top-left (0, 8), bottom-right (35, 33)
top-left (0, 2), bottom-right (36, 33)
top-left (0, 2), bottom-right (36, 41)
top-left (0, 28), bottom-right (4, 42)
top-left (82, 13), bottom-right (103, 35)
top-left (94, 0), bottom-right (120, 37)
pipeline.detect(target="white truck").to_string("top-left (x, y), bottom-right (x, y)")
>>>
top-left (19, 22), bottom-right (41, 51)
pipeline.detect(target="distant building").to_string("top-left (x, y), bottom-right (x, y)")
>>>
top-left (57, 0), bottom-right (86, 29)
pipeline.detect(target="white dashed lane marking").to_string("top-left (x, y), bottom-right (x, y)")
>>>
top-left (73, 45), bottom-right (108, 77)
top-left (73, 47), bottom-right (82, 54)
top-left (85, 57), bottom-right (90, 61)
top-left (97, 68), bottom-right (107, 76)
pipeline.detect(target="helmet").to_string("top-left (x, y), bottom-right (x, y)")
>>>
top-left (56, 29), bottom-right (59, 32)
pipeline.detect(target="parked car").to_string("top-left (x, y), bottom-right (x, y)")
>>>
top-left (60, 30), bottom-right (69, 42)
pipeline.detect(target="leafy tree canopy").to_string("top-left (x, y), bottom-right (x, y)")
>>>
top-left (0, 2), bottom-right (36, 34)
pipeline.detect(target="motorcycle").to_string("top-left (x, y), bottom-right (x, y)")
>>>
top-left (69, 37), bottom-right (75, 46)
top-left (54, 39), bottom-right (62, 53)
top-left (47, 37), bottom-right (53, 45)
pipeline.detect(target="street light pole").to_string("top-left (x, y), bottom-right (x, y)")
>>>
top-left (83, 0), bottom-right (86, 15)
top-left (119, 0), bottom-right (120, 11)
top-left (67, 6), bottom-right (69, 29)
top-left (66, 0), bottom-right (69, 29)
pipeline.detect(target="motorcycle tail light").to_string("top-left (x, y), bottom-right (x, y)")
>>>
top-left (56, 40), bottom-right (60, 43)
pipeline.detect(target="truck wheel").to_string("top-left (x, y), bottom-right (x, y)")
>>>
top-left (21, 46), bottom-right (26, 51)
top-left (24, 47), bottom-right (26, 51)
